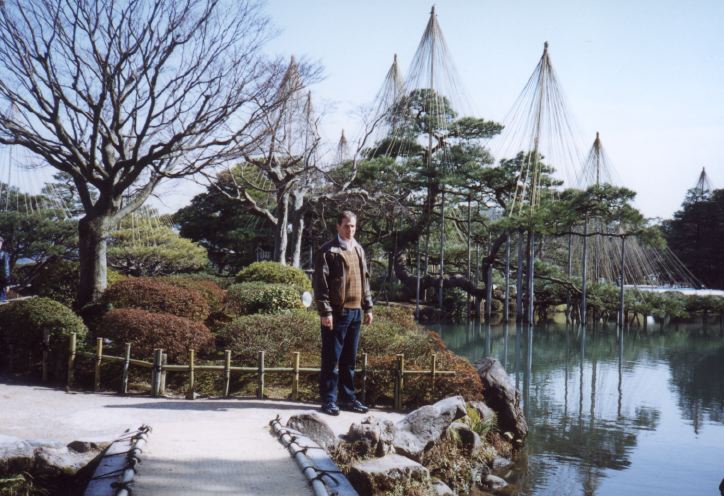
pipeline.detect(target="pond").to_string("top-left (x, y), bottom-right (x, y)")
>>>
top-left (430, 321), bottom-right (724, 496)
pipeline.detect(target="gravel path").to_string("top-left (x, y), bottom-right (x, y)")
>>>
top-left (0, 379), bottom-right (402, 495)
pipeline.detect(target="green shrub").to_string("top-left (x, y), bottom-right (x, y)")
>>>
top-left (96, 308), bottom-right (214, 361)
top-left (18, 258), bottom-right (125, 307)
top-left (235, 261), bottom-right (312, 293)
top-left (161, 275), bottom-right (226, 313)
top-left (217, 309), bottom-right (319, 365)
top-left (225, 282), bottom-right (303, 315)
top-left (102, 277), bottom-right (210, 321)
top-left (0, 297), bottom-right (87, 378)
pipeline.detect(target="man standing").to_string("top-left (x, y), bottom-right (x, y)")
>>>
top-left (313, 211), bottom-right (373, 415)
top-left (0, 237), bottom-right (10, 302)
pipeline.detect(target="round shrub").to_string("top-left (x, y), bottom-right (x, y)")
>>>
top-left (217, 309), bottom-right (319, 365)
top-left (225, 282), bottom-right (303, 315)
top-left (96, 308), bottom-right (214, 361)
top-left (0, 297), bottom-right (87, 377)
top-left (235, 261), bottom-right (312, 293)
top-left (160, 275), bottom-right (226, 313)
top-left (102, 277), bottom-right (210, 321)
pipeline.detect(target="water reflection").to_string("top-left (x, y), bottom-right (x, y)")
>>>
top-left (434, 321), bottom-right (724, 496)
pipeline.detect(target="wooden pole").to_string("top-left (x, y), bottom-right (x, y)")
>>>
top-left (516, 230), bottom-right (524, 322)
top-left (415, 236), bottom-right (421, 319)
top-left (394, 353), bottom-right (405, 411)
top-left (485, 263), bottom-right (493, 321)
top-left (504, 234), bottom-right (510, 323)
top-left (291, 352), bottom-right (300, 401)
top-left (257, 351), bottom-right (265, 399)
top-left (94, 338), bottom-right (103, 392)
top-left (187, 349), bottom-right (195, 399)
top-left (430, 353), bottom-right (437, 401)
top-left (619, 236), bottom-right (626, 328)
top-left (160, 352), bottom-right (168, 395)
top-left (438, 190), bottom-right (445, 311)
top-left (581, 217), bottom-right (589, 325)
top-left (224, 350), bottom-right (232, 398)
top-left (526, 231), bottom-right (536, 324)
top-left (121, 343), bottom-right (131, 395)
top-left (566, 233), bottom-right (573, 323)
top-left (41, 328), bottom-right (50, 383)
top-left (151, 349), bottom-right (163, 397)
top-left (360, 352), bottom-right (368, 404)
top-left (66, 333), bottom-right (76, 392)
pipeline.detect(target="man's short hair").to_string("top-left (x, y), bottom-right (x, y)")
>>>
top-left (337, 210), bottom-right (357, 225)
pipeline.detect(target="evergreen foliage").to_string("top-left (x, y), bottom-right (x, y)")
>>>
top-left (102, 277), bottom-right (210, 321)
top-left (235, 261), bottom-right (312, 292)
top-left (224, 282), bottom-right (303, 316)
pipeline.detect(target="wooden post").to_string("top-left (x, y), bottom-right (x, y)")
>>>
top-left (619, 236), bottom-right (626, 329)
top-left (581, 217), bottom-right (589, 325)
top-left (151, 349), bottom-right (163, 397)
top-left (394, 354), bottom-right (405, 411)
top-left (257, 351), bottom-right (265, 399)
top-left (360, 352), bottom-right (368, 404)
top-left (41, 328), bottom-right (50, 383)
top-left (291, 352), bottom-right (300, 401)
top-left (94, 338), bottom-right (103, 392)
top-left (224, 350), bottom-right (232, 398)
top-left (187, 349), bottom-right (195, 399)
top-left (66, 333), bottom-right (76, 391)
top-left (160, 353), bottom-right (168, 395)
top-left (516, 230), bottom-right (524, 322)
top-left (121, 343), bottom-right (131, 395)
top-left (504, 234), bottom-right (510, 323)
top-left (430, 353), bottom-right (437, 401)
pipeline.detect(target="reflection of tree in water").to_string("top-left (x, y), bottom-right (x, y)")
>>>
top-left (666, 332), bottom-right (724, 430)
top-left (436, 322), bottom-right (724, 494)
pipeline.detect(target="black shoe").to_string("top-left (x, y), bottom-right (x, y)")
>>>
top-left (340, 399), bottom-right (369, 414)
top-left (321, 402), bottom-right (340, 416)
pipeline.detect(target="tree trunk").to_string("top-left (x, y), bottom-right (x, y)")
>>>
top-left (273, 192), bottom-right (289, 264)
top-left (289, 192), bottom-right (305, 268)
top-left (77, 215), bottom-right (111, 308)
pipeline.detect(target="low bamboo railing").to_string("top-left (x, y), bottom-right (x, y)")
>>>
top-left (65, 334), bottom-right (455, 411)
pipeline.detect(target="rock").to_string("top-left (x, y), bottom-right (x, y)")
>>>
top-left (468, 400), bottom-right (496, 423)
top-left (475, 357), bottom-right (528, 440)
top-left (432, 478), bottom-right (455, 495)
top-left (0, 439), bottom-right (36, 474)
top-left (492, 456), bottom-right (513, 471)
top-left (470, 461), bottom-right (490, 484)
top-left (480, 474), bottom-right (507, 491)
top-left (35, 446), bottom-right (99, 476)
top-left (67, 440), bottom-right (105, 453)
top-left (286, 412), bottom-right (338, 450)
top-left (345, 416), bottom-right (396, 457)
top-left (448, 421), bottom-right (482, 455)
top-left (347, 454), bottom-right (430, 496)
top-left (393, 395), bottom-right (467, 461)
top-left (0, 437), bottom-right (102, 479)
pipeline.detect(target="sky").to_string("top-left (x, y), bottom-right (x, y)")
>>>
top-left (227, 0), bottom-right (724, 220)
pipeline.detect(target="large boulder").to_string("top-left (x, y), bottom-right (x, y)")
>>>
top-left (432, 478), bottom-right (455, 495)
top-left (0, 436), bottom-right (102, 479)
top-left (468, 400), bottom-right (496, 423)
top-left (393, 395), bottom-right (467, 461)
top-left (479, 474), bottom-right (508, 491)
top-left (347, 454), bottom-right (430, 496)
top-left (344, 416), bottom-right (396, 457)
top-left (475, 357), bottom-right (528, 440)
top-left (286, 413), bottom-right (338, 450)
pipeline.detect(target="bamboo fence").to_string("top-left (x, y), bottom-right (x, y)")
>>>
top-left (58, 334), bottom-right (455, 411)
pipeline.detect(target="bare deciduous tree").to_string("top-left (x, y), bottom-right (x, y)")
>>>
top-left (0, 0), bottom-right (283, 306)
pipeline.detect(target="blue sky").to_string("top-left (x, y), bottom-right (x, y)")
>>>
top-left (253, 0), bottom-right (724, 219)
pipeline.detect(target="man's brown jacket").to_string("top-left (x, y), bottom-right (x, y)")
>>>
top-left (313, 237), bottom-right (373, 317)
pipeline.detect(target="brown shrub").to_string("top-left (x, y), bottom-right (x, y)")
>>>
top-left (102, 277), bottom-right (210, 321)
top-left (96, 308), bottom-right (214, 361)
top-left (160, 275), bottom-right (226, 312)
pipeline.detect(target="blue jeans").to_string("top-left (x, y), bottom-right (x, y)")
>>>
top-left (320, 308), bottom-right (362, 404)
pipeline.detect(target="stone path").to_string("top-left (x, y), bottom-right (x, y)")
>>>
top-left (0, 379), bottom-right (402, 495)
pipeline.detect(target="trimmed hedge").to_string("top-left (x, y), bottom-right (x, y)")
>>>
top-left (235, 261), bottom-right (312, 293)
top-left (217, 309), bottom-right (319, 365)
top-left (161, 275), bottom-right (226, 313)
top-left (0, 297), bottom-right (88, 377)
top-left (96, 308), bottom-right (214, 361)
top-left (225, 282), bottom-right (303, 315)
top-left (102, 277), bottom-right (210, 321)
